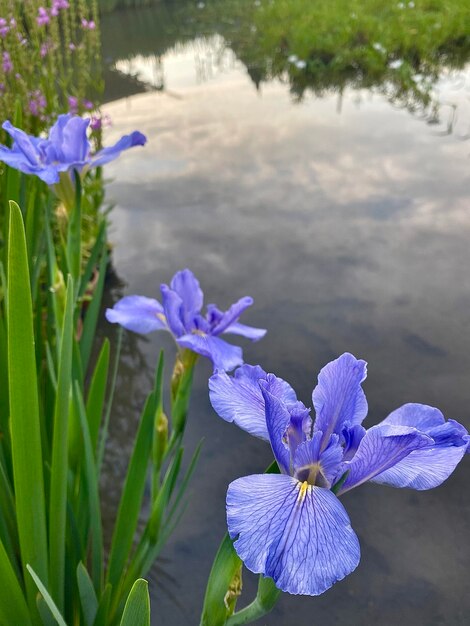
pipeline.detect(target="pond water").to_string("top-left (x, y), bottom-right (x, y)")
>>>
top-left (99, 3), bottom-right (470, 625)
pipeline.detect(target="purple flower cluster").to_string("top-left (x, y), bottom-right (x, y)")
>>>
top-left (37, 1), bottom-right (69, 26)
top-left (81, 18), bottom-right (96, 31)
top-left (0, 18), bottom-right (9, 38)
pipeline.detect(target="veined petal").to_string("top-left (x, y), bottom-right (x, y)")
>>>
top-left (91, 131), bottom-right (147, 167)
top-left (371, 445), bottom-right (467, 490)
top-left (209, 365), bottom-right (270, 440)
top-left (227, 474), bottom-right (360, 596)
top-left (222, 321), bottom-right (267, 341)
top-left (312, 353), bottom-right (368, 447)
top-left (338, 424), bottom-right (431, 495)
top-left (211, 297), bottom-right (253, 335)
top-left (381, 403), bottom-right (446, 431)
top-left (177, 333), bottom-right (243, 371)
top-left (209, 365), bottom-right (297, 440)
top-left (105, 295), bottom-right (166, 334)
top-left (160, 285), bottom-right (186, 336)
top-left (260, 384), bottom-right (292, 473)
top-left (170, 269), bottom-right (204, 326)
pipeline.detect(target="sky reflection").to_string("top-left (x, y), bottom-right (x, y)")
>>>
top-left (101, 44), bottom-right (470, 626)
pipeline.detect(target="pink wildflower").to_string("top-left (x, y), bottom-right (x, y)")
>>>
top-left (2, 51), bottom-right (12, 73)
top-left (37, 7), bottom-right (50, 26)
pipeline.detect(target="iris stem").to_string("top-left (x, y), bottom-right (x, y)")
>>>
top-left (225, 588), bottom-right (281, 626)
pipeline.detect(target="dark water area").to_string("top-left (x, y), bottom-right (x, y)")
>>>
top-left (99, 3), bottom-right (470, 624)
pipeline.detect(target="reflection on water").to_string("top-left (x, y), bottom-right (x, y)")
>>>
top-left (101, 0), bottom-right (470, 133)
top-left (99, 3), bottom-right (470, 625)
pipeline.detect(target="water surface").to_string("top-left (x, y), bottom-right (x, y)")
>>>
top-left (99, 5), bottom-right (470, 624)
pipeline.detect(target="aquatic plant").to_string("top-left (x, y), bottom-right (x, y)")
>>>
top-left (202, 353), bottom-right (469, 622)
top-left (106, 268), bottom-right (266, 371)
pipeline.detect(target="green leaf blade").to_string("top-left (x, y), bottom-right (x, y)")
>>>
top-left (120, 579), bottom-right (150, 626)
top-left (48, 275), bottom-right (75, 611)
top-left (7, 201), bottom-right (48, 610)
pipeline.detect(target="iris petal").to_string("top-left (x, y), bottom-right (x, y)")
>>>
top-left (91, 131), bottom-right (147, 167)
top-left (312, 353), bottom-right (368, 447)
top-left (209, 365), bottom-right (296, 440)
top-left (105, 296), bottom-right (166, 334)
top-left (371, 445), bottom-right (467, 490)
top-left (227, 474), bottom-right (360, 595)
top-left (338, 424), bottom-right (431, 494)
top-left (169, 269), bottom-right (203, 324)
top-left (177, 333), bottom-right (243, 371)
top-left (60, 116), bottom-right (90, 163)
top-left (211, 297), bottom-right (254, 335)
top-left (381, 403), bottom-right (446, 430)
top-left (209, 365), bottom-right (270, 440)
top-left (160, 285), bottom-right (186, 336)
top-left (221, 321), bottom-right (267, 341)
top-left (260, 384), bottom-right (293, 473)
top-left (2, 121), bottom-right (41, 166)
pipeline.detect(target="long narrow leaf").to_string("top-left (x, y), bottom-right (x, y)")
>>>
top-left (78, 221), bottom-right (106, 300)
top-left (77, 562), bottom-right (99, 626)
top-left (79, 245), bottom-right (108, 374)
top-left (7, 201), bottom-right (48, 610)
top-left (119, 579), bottom-right (150, 626)
top-left (85, 339), bottom-right (110, 455)
top-left (97, 327), bottom-right (122, 472)
top-left (26, 564), bottom-right (67, 626)
top-left (106, 391), bottom-right (157, 591)
top-left (73, 382), bottom-right (104, 594)
top-left (92, 583), bottom-right (111, 626)
top-left (0, 538), bottom-right (31, 625)
top-left (49, 275), bottom-right (74, 611)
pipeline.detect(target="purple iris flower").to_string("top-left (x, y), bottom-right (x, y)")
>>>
top-left (209, 353), bottom-right (470, 595)
top-left (105, 269), bottom-right (266, 371)
top-left (0, 113), bottom-right (146, 185)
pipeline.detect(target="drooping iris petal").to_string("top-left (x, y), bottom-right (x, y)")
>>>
top-left (169, 269), bottom-right (203, 327)
top-left (209, 366), bottom-right (297, 440)
top-left (160, 285), bottom-right (186, 337)
top-left (312, 353), bottom-right (368, 447)
top-left (2, 121), bottom-right (41, 165)
top-left (371, 445), bottom-right (467, 490)
top-left (221, 321), bottom-right (267, 341)
top-left (260, 384), bottom-right (292, 473)
top-left (91, 131), bottom-right (147, 167)
top-left (227, 474), bottom-right (360, 596)
top-left (338, 424), bottom-right (432, 494)
top-left (293, 431), bottom-right (344, 488)
top-left (105, 296), bottom-right (166, 334)
top-left (209, 365), bottom-right (270, 439)
top-left (211, 297), bottom-right (254, 335)
top-left (177, 333), bottom-right (243, 371)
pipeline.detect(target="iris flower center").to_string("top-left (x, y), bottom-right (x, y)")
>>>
top-left (295, 462), bottom-right (331, 488)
